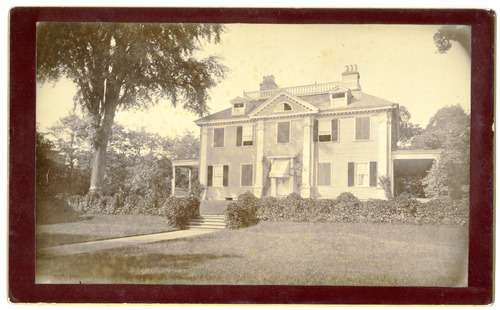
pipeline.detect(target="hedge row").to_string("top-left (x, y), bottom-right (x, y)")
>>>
top-left (225, 192), bottom-right (469, 229)
top-left (65, 192), bottom-right (199, 228)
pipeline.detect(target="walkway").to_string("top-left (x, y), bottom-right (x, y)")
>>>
top-left (38, 229), bottom-right (220, 257)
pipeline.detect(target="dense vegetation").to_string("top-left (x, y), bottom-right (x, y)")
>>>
top-left (225, 191), bottom-right (469, 229)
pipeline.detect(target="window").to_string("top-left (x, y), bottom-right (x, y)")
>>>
top-left (213, 127), bottom-right (225, 147)
top-left (331, 119), bottom-right (339, 142)
top-left (277, 121), bottom-right (290, 144)
top-left (331, 92), bottom-right (346, 106)
top-left (355, 116), bottom-right (370, 140)
top-left (274, 102), bottom-right (293, 112)
top-left (208, 165), bottom-right (229, 187)
top-left (348, 161), bottom-right (377, 187)
top-left (314, 119), bottom-right (339, 142)
top-left (241, 164), bottom-right (254, 187)
top-left (232, 103), bottom-right (245, 115)
top-left (318, 119), bottom-right (331, 142)
top-left (355, 162), bottom-right (369, 187)
top-left (317, 162), bottom-right (331, 186)
top-left (236, 125), bottom-right (253, 146)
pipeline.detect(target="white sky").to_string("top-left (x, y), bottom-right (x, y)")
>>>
top-left (36, 23), bottom-right (471, 138)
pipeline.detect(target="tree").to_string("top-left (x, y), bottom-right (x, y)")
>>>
top-left (47, 112), bottom-right (93, 184)
top-left (433, 25), bottom-right (471, 57)
top-left (37, 23), bottom-right (227, 192)
top-left (397, 105), bottom-right (423, 149)
top-left (411, 105), bottom-right (470, 198)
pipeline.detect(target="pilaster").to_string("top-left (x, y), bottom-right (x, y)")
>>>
top-left (254, 120), bottom-right (265, 197)
top-left (377, 112), bottom-right (389, 199)
top-left (199, 126), bottom-right (209, 200)
top-left (301, 116), bottom-right (312, 198)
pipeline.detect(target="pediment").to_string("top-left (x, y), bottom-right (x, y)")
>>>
top-left (248, 91), bottom-right (318, 118)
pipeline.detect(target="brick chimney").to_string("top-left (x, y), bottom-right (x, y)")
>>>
top-left (260, 75), bottom-right (279, 91)
top-left (341, 64), bottom-right (361, 91)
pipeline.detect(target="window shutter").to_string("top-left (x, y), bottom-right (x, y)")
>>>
top-left (363, 117), bottom-right (370, 140)
top-left (207, 165), bottom-right (213, 187)
top-left (355, 117), bottom-right (362, 140)
top-left (348, 162), bottom-right (354, 187)
top-left (223, 165), bottom-right (229, 186)
top-left (313, 119), bottom-right (318, 142)
top-left (370, 162), bottom-right (377, 187)
top-left (332, 119), bottom-right (338, 141)
top-left (236, 126), bottom-right (243, 146)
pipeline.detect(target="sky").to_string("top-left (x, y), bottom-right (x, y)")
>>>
top-left (36, 23), bottom-right (471, 139)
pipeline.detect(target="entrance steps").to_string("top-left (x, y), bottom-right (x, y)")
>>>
top-left (186, 215), bottom-right (226, 231)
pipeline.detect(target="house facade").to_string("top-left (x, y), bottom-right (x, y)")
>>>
top-left (194, 65), bottom-right (401, 200)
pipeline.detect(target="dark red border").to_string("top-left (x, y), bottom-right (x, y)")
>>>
top-left (9, 7), bottom-right (494, 304)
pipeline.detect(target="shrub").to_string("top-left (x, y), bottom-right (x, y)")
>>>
top-left (163, 196), bottom-right (200, 228)
top-left (224, 191), bottom-right (260, 229)
top-left (224, 202), bottom-right (252, 229)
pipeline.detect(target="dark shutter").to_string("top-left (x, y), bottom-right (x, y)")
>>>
top-left (355, 117), bottom-right (362, 140)
top-left (331, 119), bottom-right (338, 142)
top-left (370, 162), bottom-right (377, 187)
top-left (348, 162), bottom-right (354, 187)
top-left (277, 122), bottom-right (290, 143)
top-left (207, 165), bottom-right (213, 187)
top-left (313, 119), bottom-right (318, 142)
top-left (363, 117), bottom-right (370, 140)
top-left (223, 165), bottom-right (229, 186)
top-left (236, 126), bottom-right (243, 146)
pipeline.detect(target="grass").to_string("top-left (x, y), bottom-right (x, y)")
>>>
top-left (36, 221), bottom-right (468, 286)
top-left (36, 214), bottom-right (177, 249)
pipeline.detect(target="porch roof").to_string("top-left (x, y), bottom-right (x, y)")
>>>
top-left (171, 158), bottom-right (199, 168)
top-left (391, 149), bottom-right (441, 160)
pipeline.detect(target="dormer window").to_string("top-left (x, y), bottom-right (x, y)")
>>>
top-left (232, 102), bottom-right (245, 115)
top-left (274, 102), bottom-right (293, 112)
top-left (331, 92), bottom-right (347, 106)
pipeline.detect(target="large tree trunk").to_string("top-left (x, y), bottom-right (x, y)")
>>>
top-left (89, 102), bottom-right (117, 193)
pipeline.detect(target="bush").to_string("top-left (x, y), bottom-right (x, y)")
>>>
top-left (224, 191), bottom-right (259, 229)
top-left (163, 196), bottom-right (200, 228)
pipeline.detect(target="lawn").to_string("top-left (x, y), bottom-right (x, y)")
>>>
top-left (36, 221), bottom-right (468, 286)
top-left (36, 214), bottom-right (177, 249)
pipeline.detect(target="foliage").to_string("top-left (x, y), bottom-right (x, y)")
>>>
top-left (292, 152), bottom-right (303, 189)
top-left (411, 105), bottom-right (470, 199)
top-left (261, 156), bottom-right (272, 197)
top-left (378, 175), bottom-right (393, 200)
top-left (163, 196), bottom-right (200, 228)
top-left (37, 23), bottom-right (227, 191)
top-left (224, 191), bottom-right (259, 229)
top-left (36, 130), bottom-right (68, 195)
top-left (397, 105), bottom-right (424, 149)
top-left (250, 192), bottom-right (468, 226)
top-left (433, 25), bottom-right (471, 57)
top-left (65, 192), bottom-right (199, 222)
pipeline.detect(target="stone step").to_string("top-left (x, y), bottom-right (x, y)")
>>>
top-left (186, 215), bottom-right (226, 230)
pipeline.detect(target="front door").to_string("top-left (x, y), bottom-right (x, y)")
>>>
top-left (276, 177), bottom-right (290, 196)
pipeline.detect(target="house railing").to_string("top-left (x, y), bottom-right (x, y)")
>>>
top-left (243, 81), bottom-right (341, 100)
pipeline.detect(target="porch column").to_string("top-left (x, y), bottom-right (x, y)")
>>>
top-left (377, 112), bottom-right (390, 199)
top-left (188, 168), bottom-right (192, 194)
top-left (254, 120), bottom-right (265, 197)
top-left (199, 126), bottom-right (209, 200)
top-left (301, 116), bottom-right (312, 198)
top-left (171, 164), bottom-right (176, 197)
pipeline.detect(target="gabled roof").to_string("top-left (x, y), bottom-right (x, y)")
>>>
top-left (248, 90), bottom-right (319, 118)
top-left (195, 87), bottom-right (397, 125)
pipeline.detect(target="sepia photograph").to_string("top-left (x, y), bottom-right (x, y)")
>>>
top-left (9, 7), bottom-right (494, 305)
top-left (34, 22), bottom-right (471, 286)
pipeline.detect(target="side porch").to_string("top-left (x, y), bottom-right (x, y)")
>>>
top-left (171, 159), bottom-right (199, 197)
top-left (391, 149), bottom-right (441, 198)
